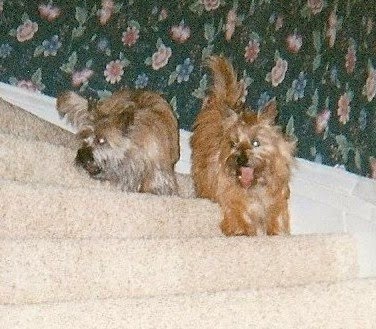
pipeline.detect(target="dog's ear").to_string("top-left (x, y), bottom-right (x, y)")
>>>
top-left (118, 108), bottom-right (135, 134)
top-left (56, 91), bottom-right (93, 133)
top-left (258, 98), bottom-right (278, 124)
top-left (222, 106), bottom-right (240, 130)
top-left (222, 106), bottom-right (239, 118)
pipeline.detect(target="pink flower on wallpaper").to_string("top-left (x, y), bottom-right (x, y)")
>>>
top-left (38, 4), bottom-right (61, 21)
top-left (275, 15), bottom-right (284, 31)
top-left (98, 0), bottom-right (114, 25)
top-left (16, 80), bottom-right (41, 93)
top-left (170, 23), bottom-right (191, 44)
top-left (159, 8), bottom-right (168, 21)
top-left (363, 66), bottom-right (376, 102)
top-left (16, 20), bottom-right (38, 42)
top-left (72, 68), bottom-right (94, 87)
top-left (327, 10), bottom-right (338, 48)
top-left (225, 9), bottom-right (237, 41)
top-left (244, 39), bottom-right (260, 64)
top-left (345, 42), bottom-right (356, 74)
top-left (370, 157), bottom-right (376, 179)
top-left (104, 60), bottom-right (124, 84)
top-left (151, 44), bottom-right (172, 70)
top-left (122, 26), bottom-right (140, 47)
top-left (270, 58), bottom-right (288, 87)
top-left (337, 93), bottom-right (351, 124)
top-left (202, 0), bottom-right (220, 11)
top-left (286, 33), bottom-right (303, 53)
top-left (315, 109), bottom-right (331, 134)
top-left (307, 0), bottom-right (324, 15)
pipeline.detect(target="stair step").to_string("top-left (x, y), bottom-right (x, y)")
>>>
top-left (0, 132), bottom-right (194, 197)
top-left (0, 96), bottom-right (77, 149)
top-left (0, 235), bottom-right (356, 305)
top-left (0, 179), bottom-right (220, 239)
top-left (1, 278), bottom-right (375, 329)
top-left (0, 132), bottom-right (113, 191)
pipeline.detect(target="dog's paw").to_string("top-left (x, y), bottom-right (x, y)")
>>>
top-left (220, 217), bottom-right (260, 236)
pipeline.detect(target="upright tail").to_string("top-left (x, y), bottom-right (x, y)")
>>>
top-left (206, 56), bottom-right (244, 108)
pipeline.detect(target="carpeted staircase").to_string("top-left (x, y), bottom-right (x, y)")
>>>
top-left (1, 98), bottom-right (376, 328)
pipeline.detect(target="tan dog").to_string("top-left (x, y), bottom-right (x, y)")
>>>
top-left (56, 89), bottom-right (179, 195)
top-left (190, 56), bottom-right (295, 236)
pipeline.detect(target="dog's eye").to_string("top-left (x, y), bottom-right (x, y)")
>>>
top-left (251, 139), bottom-right (260, 147)
top-left (96, 137), bottom-right (106, 145)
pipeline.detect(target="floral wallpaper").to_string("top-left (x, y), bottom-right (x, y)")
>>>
top-left (0, 0), bottom-right (375, 179)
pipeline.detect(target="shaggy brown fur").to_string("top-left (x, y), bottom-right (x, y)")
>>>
top-left (190, 56), bottom-right (295, 236)
top-left (56, 89), bottom-right (179, 195)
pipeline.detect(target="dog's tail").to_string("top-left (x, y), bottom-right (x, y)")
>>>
top-left (206, 55), bottom-right (244, 108)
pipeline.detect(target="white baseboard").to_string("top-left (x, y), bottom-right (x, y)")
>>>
top-left (0, 82), bottom-right (76, 133)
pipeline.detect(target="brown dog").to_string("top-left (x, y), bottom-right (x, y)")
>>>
top-left (56, 89), bottom-right (179, 195)
top-left (190, 56), bottom-right (295, 236)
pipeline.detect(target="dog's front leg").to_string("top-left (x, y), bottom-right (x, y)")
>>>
top-left (219, 200), bottom-right (265, 236)
top-left (140, 168), bottom-right (178, 196)
top-left (266, 205), bottom-right (291, 235)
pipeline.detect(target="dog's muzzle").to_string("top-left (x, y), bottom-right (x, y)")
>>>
top-left (236, 152), bottom-right (248, 167)
top-left (235, 151), bottom-right (256, 189)
top-left (75, 146), bottom-right (102, 176)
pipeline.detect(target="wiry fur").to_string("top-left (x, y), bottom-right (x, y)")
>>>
top-left (56, 89), bottom-right (180, 195)
top-left (191, 56), bottom-right (296, 236)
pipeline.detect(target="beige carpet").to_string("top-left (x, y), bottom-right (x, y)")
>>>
top-left (0, 96), bottom-right (376, 328)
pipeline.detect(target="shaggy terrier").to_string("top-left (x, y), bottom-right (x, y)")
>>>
top-left (191, 56), bottom-right (296, 236)
top-left (57, 89), bottom-right (179, 195)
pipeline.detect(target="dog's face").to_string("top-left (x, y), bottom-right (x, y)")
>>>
top-left (56, 91), bottom-right (136, 182)
top-left (75, 109), bottom-right (135, 181)
top-left (220, 100), bottom-right (295, 189)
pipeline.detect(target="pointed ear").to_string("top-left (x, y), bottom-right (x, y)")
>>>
top-left (222, 106), bottom-right (240, 130)
top-left (258, 98), bottom-right (278, 124)
top-left (118, 108), bottom-right (135, 134)
top-left (56, 91), bottom-right (93, 132)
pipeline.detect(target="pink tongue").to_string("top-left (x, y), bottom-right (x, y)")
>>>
top-left (239, 166), bottom-right (254, 188)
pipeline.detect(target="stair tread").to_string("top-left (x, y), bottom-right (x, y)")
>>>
top-left (0, 178), bottom-right (219, 239)
top-left (0, 234), bottom-right (356, 305)
top-left (1, 278), bottom-right (375, 329)
top-left (0, 132), bottom-right (194, 197)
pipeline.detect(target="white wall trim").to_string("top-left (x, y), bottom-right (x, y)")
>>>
top-left (0, 82), bottom-right (76, 133)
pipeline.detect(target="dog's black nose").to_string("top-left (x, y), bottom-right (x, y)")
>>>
top-left (76, 146), bottom-right (94, 165)
top-left (75, 147), bottom-right (102, 176)
top-left (236, 152), bottom-right (248, 167)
